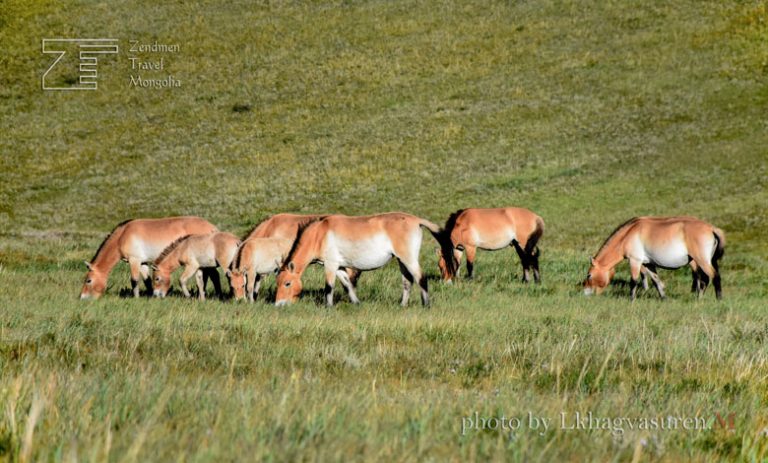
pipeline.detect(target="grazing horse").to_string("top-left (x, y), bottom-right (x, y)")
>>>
top-left (437, 208), bottom-right (544, 283)
top-left (243, 213), bottom-right (327, 241)
top-left (275, 213), bottom-right (449, 307)
top-left (583, 216), bottom-right (725, 300)
top-left (152, 232), bottom-right (241, 300)
top-left (228, 237), bottom-right (292, 302)
top-left (243, 212), bottom-right (361, 299)
top-left (80, 216), bottom-right (218, 299)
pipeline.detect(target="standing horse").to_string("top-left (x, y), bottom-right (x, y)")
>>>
top-left (80, 216), bottom-right (218, 299)
top-left (228, 237), bottom-right (292, 302)
top-left (275, 213), bottom-right (450, 307)
top-left (152, 232), bottom-right (240, 300)
top-left (583, 216), bottom-right (725, 300)
top-left (437, 208), bottom-right (544, 283)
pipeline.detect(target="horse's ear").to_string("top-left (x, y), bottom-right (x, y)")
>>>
top-left (84, 261), bottom-right (93, 270)
top-left (288, 262), bottom-right (295, 272)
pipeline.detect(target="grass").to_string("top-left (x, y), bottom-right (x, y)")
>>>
top-left (1, 0), bottom-right (768, 460)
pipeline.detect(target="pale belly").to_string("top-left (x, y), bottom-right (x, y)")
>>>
top-left (328, 232), bottom-right (394, 270)
top-left (126, 237), bottom-right (169, 263)
top-left (471, 227), bottom-right (516, 251)
top-left (632, 239), bottom-right (691, 269)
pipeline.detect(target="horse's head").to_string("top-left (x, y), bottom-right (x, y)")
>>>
top-left (583, 258), bottom-right (614, 295)
top-left (151, 265), bottom-right (172, 297)
top-left (80, 262), bottom-right (107, 299)
top-left (227, 269), bottom-right (247, 300)
top-left (275, 261), bottom-right (302, 306)
top-left (435, 247), bottom-right (459, 283)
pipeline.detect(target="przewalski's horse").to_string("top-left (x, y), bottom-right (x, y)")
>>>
top-left (243, 213), bottom-right (327, 241)
top-left (275, 213), bottom-right (450, 307)
top-left (80, 216), bottom-right (218, 299)
top-left (437, 207), bottom-right (544, 284)
top-left (228, 237), bottom-right (292, 302)
top-left (152, 232), bottom-right (241, 300)
top-left (583, 216), bottom-right (725, 300)
top-left (243, 212), bottom-right (361, 300)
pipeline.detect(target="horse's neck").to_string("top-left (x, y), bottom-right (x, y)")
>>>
top-left (595, 235), bottom-right (626, 269)
top-left (91, 233), bottom-right (123, 274)
top-left (292, 228), bottom-right (324, 274)
top-left (158, 248), bottom-right (182, 274)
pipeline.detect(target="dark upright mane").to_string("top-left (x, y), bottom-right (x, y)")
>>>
top-left (154, 235), bottom-right (191, 265)
top-left (443, 209), bottom-right (465, 234)
top-left (596, 217), bottom-right (641, 256)
top-left (281, 218), bottom-right (325, 269)
top-left (241, 215), bottom-right (272, 241)
top-left (90, 218), bottom-right (133, 262)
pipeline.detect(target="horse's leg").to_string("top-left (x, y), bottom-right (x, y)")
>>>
top-left (178, 264), bottom-right (198, 298)
top-left (690, 250), bottom-right (717, 299)
top-left (689, 261), bottom-right (701, 293)
top-left (640, 266), bottom-right (650, 291)
top-left (128, 258), bottom-right (142, 298)
top-left (140, 264), bottom-right (152, 294)
top-left (712, 256), bottom-right (723, 300)
top-left (530, 247), bottom-right (541, 284)
top-left (512, 242), bottom-right (531, 283)
top-left (336, 269), bottom-right (361, 304)
top-left (642, 264), bottom-right (666, 299)
top-left (253, 274), bottom-right (262, 301)
top-left (629, 259), bottom-right (643, 301)
top-left (204, 268), bottom-right (222, 299)
top-left (245, 270), bottom-right (257, 302)
top-left (324, 265), bottom-right (339, 307)
top-left (464, 245), bottom-right (477, 280)
top-left (346, 268), bottom-right (361, 289)
top-left (399, 259), bottom-right (428, 307)
top-left (195, 270), bottom-right (206, 301)
top-left (397, 260), bottom-right (414, 307)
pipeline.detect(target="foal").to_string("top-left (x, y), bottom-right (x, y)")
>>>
top-left (228, 237), bottom-right (292, 302)
top-left (152, 232), bottom-right (240, 300)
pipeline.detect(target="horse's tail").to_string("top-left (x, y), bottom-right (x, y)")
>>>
top-left (525, 215), bottom-right (545, 257)
top-left (712, 227), bottom-right (726, 262)
top-left (418, 218), bottom-right (456, 276)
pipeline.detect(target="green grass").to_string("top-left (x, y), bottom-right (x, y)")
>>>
top-left (1, 0), bottom-right (768, 461)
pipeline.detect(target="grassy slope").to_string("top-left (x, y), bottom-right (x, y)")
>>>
top-left (1, 0), bottom-right (767, 461)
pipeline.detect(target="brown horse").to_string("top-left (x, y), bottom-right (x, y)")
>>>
top-left (152, 232), bottom-right (240, 300)
top-left (437, 207), bottom-right (544, 283)
top-left (80, 216), bottom-right (218, 299)
top-left (275, 213), bottom-right (449, 307)
top-left (243, 213), bottom-right (326, 241)
top-left (242, 213), bottom-right (361, 301)
top-left (583, 216), bottom-right (725, 300)
top-left (228, 237), bottom-right (292, 302)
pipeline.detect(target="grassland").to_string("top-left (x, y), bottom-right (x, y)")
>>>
top-left (1, 0), bottom-right (767, 461)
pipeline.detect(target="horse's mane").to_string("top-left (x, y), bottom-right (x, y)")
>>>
top-left (241, 215), bottom-right (273, 241)
top-left (595, 217), bottom-right (641, 256)
top-left (443, 209), bottom-right (465, 234)
top-left (90, 218), bottom-right (133, 262)
top-left (282, 218), bottom-right (325, 268)
top-left (154, 235), bottom-right (191, 265)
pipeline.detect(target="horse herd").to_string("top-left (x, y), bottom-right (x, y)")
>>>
top-left (79, 209), bottom-right (726, 305)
